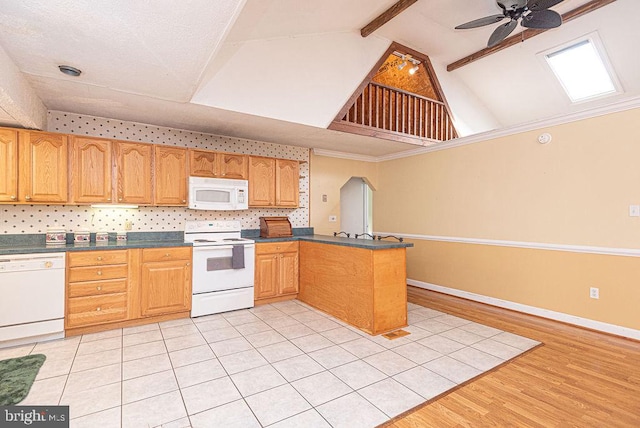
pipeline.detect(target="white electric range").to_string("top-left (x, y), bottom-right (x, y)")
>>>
top-left (184, 220), bottom-right (255, 317)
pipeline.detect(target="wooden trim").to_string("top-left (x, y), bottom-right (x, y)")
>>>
top-left (254, 294), bottom-right (298, 306)
top-left (447, 0), bottom-right (618, 72)
top-left (360, 0), bottom-right (419, 37)
top-left (65, 310), bottom-right (190, 337)
top-left (328, 120), bottom-right (436, 146)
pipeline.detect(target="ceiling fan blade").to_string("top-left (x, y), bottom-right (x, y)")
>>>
top-left (527, 0), bottom-right (563, 12)
top-left (488, 19), bottom-right (518, 47)
top-left (455, 14), bottom-right (505, 30)
top-left (521, 9), bottom-right (562, 29)
top-left (498, 1), bottom-right (527, 11)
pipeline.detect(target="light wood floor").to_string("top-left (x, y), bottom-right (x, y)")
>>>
top-left (385, 287), bottom-right (640, 427)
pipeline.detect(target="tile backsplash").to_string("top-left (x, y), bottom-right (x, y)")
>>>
top-left (0, 111), bottom-right (309, 234)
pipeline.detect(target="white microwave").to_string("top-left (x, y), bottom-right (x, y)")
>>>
top-left (188, 177), bottom-right (249, 211)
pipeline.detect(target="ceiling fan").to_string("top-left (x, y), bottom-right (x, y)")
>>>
top-left (455, 0), bottom-right (564, 48)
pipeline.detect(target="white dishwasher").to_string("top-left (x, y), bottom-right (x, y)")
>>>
top-left (0, 252), bottom-right (66, 349)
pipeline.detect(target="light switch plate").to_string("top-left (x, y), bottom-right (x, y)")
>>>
top-left (629, 205), bottom-right (640, 217)
top-left (329, 215), bottom-right (337, 222)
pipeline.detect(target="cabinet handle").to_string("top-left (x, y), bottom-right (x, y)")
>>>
top-left (97, 270), bottom-right (102, 276)
top-left (165, 253), bottom-right (170, 257)
top-left (186, 262), bottom-right (191, 266)
top-left (96, 307), bottom-right (101, 311)
top-left (97, 256), bottom-right (103, 261)
top-left (96, 286), bottom-right (102, 291)
top-left (107, 197), bottom-right (111, 201)
top-left (182, 200), bottom-right (186, 203)
top-left (119, 198), bottom-right (123, 201)
top-left (25, 195), bottom-right (31, 201)
top-left (10, 195), bottom-right (16, 200)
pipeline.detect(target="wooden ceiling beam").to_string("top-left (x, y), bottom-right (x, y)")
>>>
top-left (446, 0), bottom-right (617, 72)
top-left (361, 0), bottom-right (419, 37)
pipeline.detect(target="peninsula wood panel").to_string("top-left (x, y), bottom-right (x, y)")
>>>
top-left (18, 130), bottom-right (68, 203)
top-left (0, 128), bottom-right (18, 202)
top-left (69, 136), bottom-right (113, 203)
top-left (154, 146), bottom-right (188, 206)
top-left (298, 241), bottom-right (407, 334)
top-left (114, 141), bottom-right (153, 204)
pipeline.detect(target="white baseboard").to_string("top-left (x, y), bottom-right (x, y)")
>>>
top-left (407, 279), bottom-right (640, 341)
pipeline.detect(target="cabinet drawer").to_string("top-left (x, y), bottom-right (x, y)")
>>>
top-left (68, 250), bottom-right (127, 267)
top-left (256, 241), bottom-right (298, 255)
top-left (68, 264), bottom-right (127, 282)
top-left (66, 293), bottom-right (127, 328)
top-left (142, 247), bottom-right (191, 263)
top-left (68, 279), bottom-right (127, 298)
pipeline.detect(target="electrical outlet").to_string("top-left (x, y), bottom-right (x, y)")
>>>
top-left (630, 205), bottom-right (640, 217)
top-left (328, 215), bottom-right (337, 222)
top-left (124, 220), bottom-right (133, 231)
top-left (590, 287), bottom-right (599, 299)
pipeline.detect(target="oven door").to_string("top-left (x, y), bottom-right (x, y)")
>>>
top-left (192, 244), bottom-right (255, 293)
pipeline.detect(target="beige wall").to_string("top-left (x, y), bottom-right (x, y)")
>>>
top-left (310, 153), bottom-right (378, 235)
top-left (372, 108), bottom-right (640, 330)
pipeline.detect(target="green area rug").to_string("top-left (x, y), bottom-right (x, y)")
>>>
top-left (0, 354), bottom-right (46, 406)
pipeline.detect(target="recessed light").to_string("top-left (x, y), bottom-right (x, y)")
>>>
top-left (58, 65), bottom-right (82, 77)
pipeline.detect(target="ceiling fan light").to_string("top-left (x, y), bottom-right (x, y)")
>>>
top-left (397, 61), bottom-right (407, 70)
top-left (409, 65), bottom-right (419, 75)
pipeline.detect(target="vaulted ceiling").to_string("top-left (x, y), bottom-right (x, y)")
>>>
top-left (0, 0), bottom-right (636, 157)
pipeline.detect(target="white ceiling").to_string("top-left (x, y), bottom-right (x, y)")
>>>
top-left (0, 0), bottom-right (636, 157)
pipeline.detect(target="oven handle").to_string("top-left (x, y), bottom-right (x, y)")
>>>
top-left (193, 244), bottom-right (254, 251)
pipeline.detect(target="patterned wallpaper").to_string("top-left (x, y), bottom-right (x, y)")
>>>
top-left (0, 112), bottom-right (309, 234)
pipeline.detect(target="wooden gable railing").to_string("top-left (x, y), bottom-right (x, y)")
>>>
top-left (340, 82), bottom-right (456, 141)
top-left (329, 42), bottom-right (458, 146)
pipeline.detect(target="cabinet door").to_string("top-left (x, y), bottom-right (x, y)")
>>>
top-left (189, 149), bottom-right (218, 177)
top-left (275, 159), bottom-right (299, 207)
top-left (249, 156), bottom-right (275, 206)
top-left (70, 137), bottom-right (112, 203)
top-left (255, 253), bottom-right (279, 300)
top-left (140, 260), bottom-right (192, 316)
top-left (18, 131), bottom-right (68, 203)
top-left (220, 153), bottom-right (248, 179)
top-left (114, 141), bottom-right (153, 204)
top-left (279, 251), bottom-right (299, 295)
top-left (154, 146), bottom-right (188, 206)
top-left (0, 128), bottom-right (18, 203)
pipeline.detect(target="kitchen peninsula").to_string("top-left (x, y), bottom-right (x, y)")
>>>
top-left (253, 234), bottom-right (413, 335)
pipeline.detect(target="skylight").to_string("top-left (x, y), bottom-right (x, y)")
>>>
top-left (544, 36), bottom-right (619, 103)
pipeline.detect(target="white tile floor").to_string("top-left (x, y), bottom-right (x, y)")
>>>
top-left (2, 300), bottom-right (540, 428)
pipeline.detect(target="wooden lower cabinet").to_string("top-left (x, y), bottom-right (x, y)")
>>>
top-left (140, 248), bottom-right (192, 317)
top-left (66, 250), bottom-right (129, 329)
top-left (65, 246), bottom-right (192, 335)
top-left (254, 241), bottom-right (299, 303)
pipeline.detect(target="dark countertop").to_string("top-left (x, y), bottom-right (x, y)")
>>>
top-left (0, 240), bottom-right (191, 256)
top-left (253, 234), bottom-right (413, 250)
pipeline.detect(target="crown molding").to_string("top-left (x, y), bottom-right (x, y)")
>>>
top-left (312, 148), bottom-right (381, 162)
top-left (315, 95), bottom-right (640, 162)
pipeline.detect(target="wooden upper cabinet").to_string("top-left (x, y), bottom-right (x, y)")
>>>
top-left (275, 159), bottom-right (299, 207)
top-left (69, 137), bottom-right (112, 203)
top-left (114, 141), bottom-right (153, 205)
top-left (18, 131), bottom-right (68, 203)
top-left (219, 153), bottom-right (248, 179)
top-left (190, 149), bottom-right (218, 178)
top-left (249, 156), bottom-right (276, 206)
top-left (154, 146), bottom-right (188, 206)
top-left (0, 128), bottom-right (18, 203)
top-left (189, 149), bottom-right (248, 180)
